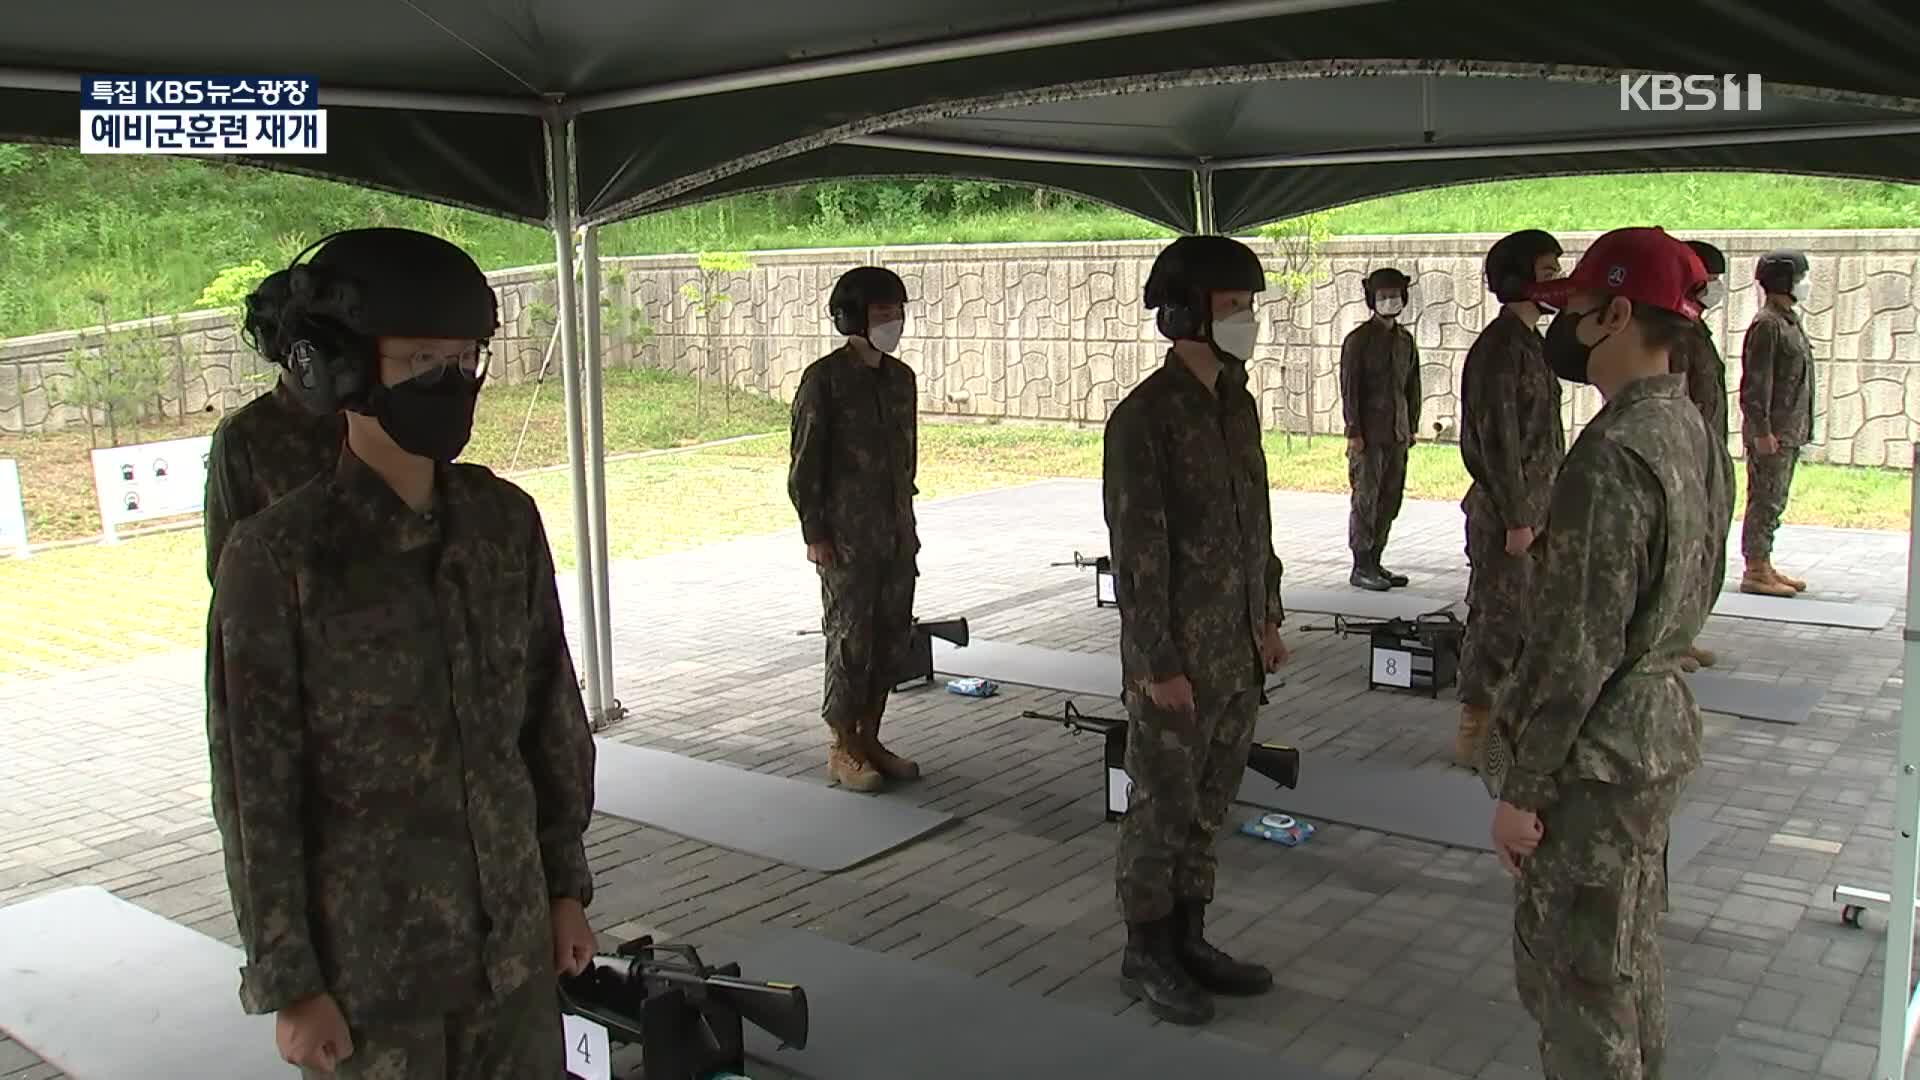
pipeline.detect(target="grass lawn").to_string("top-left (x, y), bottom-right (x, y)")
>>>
top-left (0, 374), bottom-right (1909, 678)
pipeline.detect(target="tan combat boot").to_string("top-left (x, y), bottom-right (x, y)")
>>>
top-left (860, 715), bottom-right (921, 781)
top-left (1686, 643), bottom-right (1717, 668)
top-left (1740, 561), bottom-right (1796, 598)
top-left (1454, 705), bottom-right (1489, 769)
top-left (827, 731), bottom-right (884, 793)
top-left (1771, 565), bottom-right (1808, 593)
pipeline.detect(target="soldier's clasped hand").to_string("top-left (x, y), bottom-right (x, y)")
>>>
top-left (275, 992), bottom-right (354, 1073)
top-left (1503, 526), bottom-right (1536, 557)
top-left (1491, 800), bottom-right (1543, 879)
top-left (1147, 674), bottom-right (1197, 714)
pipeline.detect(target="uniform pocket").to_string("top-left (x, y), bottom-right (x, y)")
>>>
top-left (1515, 855), bottom-right (1642, 985)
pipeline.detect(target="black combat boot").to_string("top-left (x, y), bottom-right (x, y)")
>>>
top-left (1172, 899), bottom-right (1273, 996)
top-left (1350, 552), bottom-right (1392, 592)
top-left (1120, 916), bottom-right (1214, 1025)
top-left (1373, 547), bottom-right (1410, 588)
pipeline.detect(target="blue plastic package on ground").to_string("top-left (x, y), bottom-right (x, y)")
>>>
top-left (1240, 812), bottom-right (1315, 846)
top-left (946, 677), bottom-right (999, 698)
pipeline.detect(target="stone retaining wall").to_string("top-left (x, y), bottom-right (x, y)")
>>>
top-left (5, 230), bottom-right (1916, 466)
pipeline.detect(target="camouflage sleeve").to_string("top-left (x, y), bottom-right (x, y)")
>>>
top-left (1405, 335), bottom-right (1423, 437)
top-left (1102, 404), bottom-right (1183, 680)
top-left (905, 366), bottom-right (920, 496)
top-left (207, 531), bottom-right (329, 1014)
top-left (1264, 550), bottom-right (1286, 627)
top-left (1496, 442), bottom-right (1657, 812)
top-left (787, 371), bottom-right (833, 543)
top-left (1478, 339), bottom-right (1528, 528)
top-left (518, 504), bottom-right (596, 906)
top-left (1688, 334), bottom-right (1720, 425)
top-left (1739, 320), bottom-right (1779, 440)
top-left (1339, 330), bottom-right (1364, 438)
top-left (202, 423), bottom-right (253, 584)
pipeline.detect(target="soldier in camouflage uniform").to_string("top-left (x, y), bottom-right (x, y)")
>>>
top-left (1341, 267), bottom-right (1423, 592)
top-left (1104, 236), bottom-right (1289, 1027)
top-left (1738, 249), bottom-right (1817, 598)
top-left (788, 267), bottom-right (922, 794)
top-left (203, 369), bottom-right (344, 582)
top-left (1456, 230), bottom-right (1566, 768)
top-left (1671, 240), bottom-right (1736, 671)
top-left (1489, 228), bottom-right (1732, 1080)
top-left (206, 229), bottom-right (596, 1079)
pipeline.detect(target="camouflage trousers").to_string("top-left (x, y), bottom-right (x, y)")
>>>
top-left (1513, 776), bottom-right (1683, 1080)
top-left (1741, 445), bottom-right (1801, 561)
top-left (1348, 442), bottom-right (1410, 556)
top-left (1459, 504), bottom-right (1535, 708)
top-left (309, 972), bottom-right (564, 1079)
top-left (818, 554), bottom-right (917, 736)
top-left (1116, 682), bottom-right (1259, 922)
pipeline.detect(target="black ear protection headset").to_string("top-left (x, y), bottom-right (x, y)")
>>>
top-left (262, 230), bottom-right (379, 416)
top-left (1362, 267), bottom-right (1412, 311)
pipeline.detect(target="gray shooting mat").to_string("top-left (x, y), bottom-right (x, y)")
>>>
top-left (1235, 757), bottom-right (1716, 868)
top-left (593, 740), bottom-right (955, 873)
top-left (932, 638), bottom-right (1284, 699)
top-left (1685, 671), bottom-right (1825, 726)
top-left (735, 927), bottom-right (1326, 1080)
top-left (0, 885), bottom-right (286, 1079)
top-left (1711, 590), bottom-right (1894, 631)
top-left (1285, 588), bottom-right (1464, 621)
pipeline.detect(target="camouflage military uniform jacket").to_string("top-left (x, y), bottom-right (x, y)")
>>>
top-left (203, 377), bottom-right (345, 582)
top-left (787, 345), bottom-right (919, 564)
top-left (1671, 322), bottom-right (1729, 445)
top-left (1103, 352), bottom-right (1285, 692)
top-left (207, 449), bottom-right (595, 1021)
top-left (1459, 310), bottom-right (1565, 530)
top-left (1340, 318), bottom-right (1422, 445)
top-left (1739, 304), bottom-right (1816, 446)
top-left (1496, 375), bottom-right (1725, 811)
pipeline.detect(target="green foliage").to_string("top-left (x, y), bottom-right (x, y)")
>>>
top-left (1256, 213), bottom-right (1334, 304)
top-left (55, 290), bottom-right (181, 448)
top-left (196, 260), bottom-right (273, 323)
top-left (680, 252), bottom-right (755, 316)
top-left (3, 142), bottom-right (1920, 340)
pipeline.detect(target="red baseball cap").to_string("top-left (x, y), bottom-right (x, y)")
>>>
top-left (1525, 227), bottom-right (1708, 320)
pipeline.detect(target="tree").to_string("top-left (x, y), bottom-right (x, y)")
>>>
top-left (1255, 213), bottom-right (1334, 443)
top-left (679, 252), bottom-right (755, 421)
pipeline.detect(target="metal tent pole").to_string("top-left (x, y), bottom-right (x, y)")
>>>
top-left (1193, 165), bottom-right (1218, 234)
top-left (543, 109), bottom-right (606, 724)
top-left (1214, 121), bottom-right (1920, 169)
top-left (841, 134), bottom-right (1186, 170)
top-left (579, 225), bottom-right (621, 725)
top-left (1878, 448), bottom-right (1920, 1079)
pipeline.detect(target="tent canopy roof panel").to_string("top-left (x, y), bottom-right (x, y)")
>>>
top-left (2, 1), bottom-right (1918, 229)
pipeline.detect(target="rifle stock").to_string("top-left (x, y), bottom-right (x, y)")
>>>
top-left (914, 616), bottom-right (969, 648)
top-left (1246, 742), bottom-right (1300, 789)
top-left (700, 973), bottom-right (809, 1050)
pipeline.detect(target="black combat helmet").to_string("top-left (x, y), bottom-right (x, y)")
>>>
top-left (1143, 235), bottom-right (1266, 341)
top-left (828, 266), bottom-right (909, 336)
top-left (1362, 267), bottom-right (1412, 310)
top-left (1483, 229), bottom-right (1563, 304)
top-left (1685, 240), bottom-right (1728, 276)
top-left (1754, 249), bottom-right (1810, 295)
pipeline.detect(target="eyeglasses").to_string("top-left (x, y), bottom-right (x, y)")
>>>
top-left (379, 343), bottom-right (491, 385)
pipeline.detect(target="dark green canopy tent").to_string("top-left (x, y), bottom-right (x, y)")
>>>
top-left (5, 0), bottom-right (1919, 752)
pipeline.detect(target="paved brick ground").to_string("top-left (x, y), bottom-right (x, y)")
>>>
top-left (1, 478), bottom-right (1913, 1079)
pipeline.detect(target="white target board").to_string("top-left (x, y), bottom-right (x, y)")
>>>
top-left (0, 459), bottom-right (27, 555)
top-left (91, 435), bottom-right (213, 541)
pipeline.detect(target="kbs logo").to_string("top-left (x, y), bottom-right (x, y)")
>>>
top-left (1619, 74), bottom-right (1763, 111)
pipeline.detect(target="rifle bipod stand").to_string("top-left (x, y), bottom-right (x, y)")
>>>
top-left (1050, 551), bottom-right (1118, 609)
top-left (558, 934), bottom-right (809, 1080)
top-left (1020, 701), bottom-right (1303, 823)
top-left (793, 615), bottom-right (971, 693)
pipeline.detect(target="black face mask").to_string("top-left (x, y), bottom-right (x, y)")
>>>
top-left (1542, 307), bottom-right (1609, 385)
top-left (362, 371), bottom-right (482, 461)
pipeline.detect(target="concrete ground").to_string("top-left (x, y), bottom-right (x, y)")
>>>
top-left (1, 478), bottom-right (1913, 1080)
